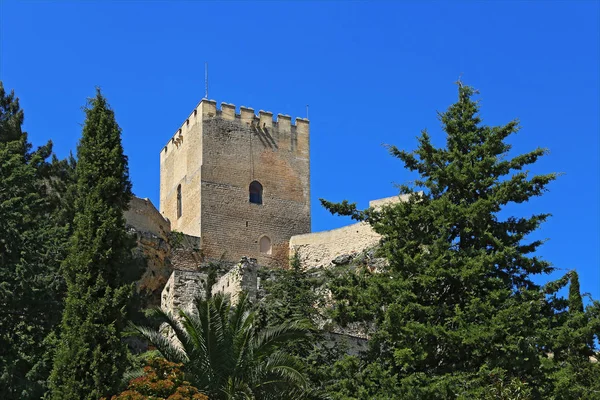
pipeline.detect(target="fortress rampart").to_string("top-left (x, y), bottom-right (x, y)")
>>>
top-left (161, 270), bottom-right (208, 316)
top-left (290, 222), bottom-right (381, 268)
top-left (160, 100), bottom-right (309, 157)
top-left (125, 197), bottom-right (171, 239)
top-left (290, 195), bottom-right (408, 268)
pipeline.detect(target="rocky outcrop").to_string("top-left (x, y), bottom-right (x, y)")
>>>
top-left (125, 197), bottom-right (203, 307)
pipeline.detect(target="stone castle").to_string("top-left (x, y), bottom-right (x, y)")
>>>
top-left (124, 99), bottom-right (399, 335)
top-left (160, 99), bottom-right (311, 266)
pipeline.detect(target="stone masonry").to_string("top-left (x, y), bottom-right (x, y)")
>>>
top-left (160, 100), bottom-right (311, 267)
top-left (160, 257), bottom-right (259, 316)
top-left (289, 195), bottom-right (409, 268)
top-left (161, 270), bottom-right (209, 315)
top-left (212, 257), bottom-right (258, 305)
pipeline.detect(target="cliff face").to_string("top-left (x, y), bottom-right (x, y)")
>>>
top-left (130, 230), bottom-right (172, 307)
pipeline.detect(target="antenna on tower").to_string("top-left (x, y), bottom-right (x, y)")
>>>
top-left (306, 104), bottom-right (309, 120)
top-left (205, 62), bottom-right (209, 99)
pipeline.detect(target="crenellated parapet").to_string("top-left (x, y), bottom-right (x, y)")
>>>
top-left (161, 99), bottom-right (309, 156)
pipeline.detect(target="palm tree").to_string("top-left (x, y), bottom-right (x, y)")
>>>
top-left (132, 292), bottom-right (316, 399)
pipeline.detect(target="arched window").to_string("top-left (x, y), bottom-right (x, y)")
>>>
top-left (177, 184), bottom-right (182, 219)
top-left (249, 181), bottom-right (263, 204)
top-left (259, 236), bottom-right (272, 255)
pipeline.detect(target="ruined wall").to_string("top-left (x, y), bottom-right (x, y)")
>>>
top-left (125, 197), bottom-right (204, 306)
top-left (290, 195), bottom-right (409, 268)
top-left (199, 102), bottom-right (310, 266)
top-left (212, 257), bottom-right (258, 305)
top-left (368, 195), bottom-right (408, 209)
top-left (161, 257), bottom-right (259, 316)
top-left (161, 270), bottom-right (208, 315)
top-left (170, 234), bottom-right (202, 271)
top-left (125, 197), bottom-right (171, 239)
top-left (322, 333), bottom-right (368, 357)
top-left (125, 197), bottom-right (172, 305)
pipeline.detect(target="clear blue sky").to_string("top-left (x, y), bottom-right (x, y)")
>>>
top-left (1, 1), bottom-right (598, 299)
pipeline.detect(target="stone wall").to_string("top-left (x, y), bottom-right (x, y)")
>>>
top-left (199, 103), bottom-right (310, 267)
top-left (290, 222), bottom-right (381, 268)
top-left (161, 257), bottom-right (259, 316)
top-left (161, 270), bottom-right (208, 315)
top-left (211, 257), bottom-right (258, 305)
top-left (158, 258), bottom-right (370, 357)
top-left (289, 195), bottom-right (409, 268)
top-left (368, 195), bottom-right (408, 209)
top-left (169, 234), bottom-right (203, 271)
top-left (125, 197), bottom-right (203, 306)
top-left (159, 101), bottom-right (204, 237)
top-left (125, 197), bottom-right (171, 239)
top-left (322, 332), bottom-right (368, 357)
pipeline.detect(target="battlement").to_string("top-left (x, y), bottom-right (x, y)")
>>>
top-left (162, 99), bottom-right (309, 153)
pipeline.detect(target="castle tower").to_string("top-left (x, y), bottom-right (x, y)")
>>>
top-left (159, 99), bottom-right (311, 266)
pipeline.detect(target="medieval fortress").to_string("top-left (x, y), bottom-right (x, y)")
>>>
top-left (124, 99), bottom-right (398, 330)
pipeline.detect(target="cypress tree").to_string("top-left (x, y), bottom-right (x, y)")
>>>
top-left (560, 270), bottom-right (595, 359)
top-left (548, 270), bottom-right (600, 398)
top-left (49, 89), bottom-right (134, 399)
top-left (568, 270), bottom-right (584, 314)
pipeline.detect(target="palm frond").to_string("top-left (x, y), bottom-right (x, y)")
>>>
top-left (222, 376), bottom-right (254, 400)
top-left (128, 291), bottom-right (314, 399)
top-left (254, 319), bottom-right (312, 357)
top-left (129, 323), bottom-right (189, 364)
top-left (145, 306), bottom-right (194, 354)
top-left (262, 351), bottom-right (309, 388)
top-left (120, 367), bottom-right (145, 388)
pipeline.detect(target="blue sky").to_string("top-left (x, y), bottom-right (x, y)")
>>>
top-left (1, 1), bottom-right (598, 299)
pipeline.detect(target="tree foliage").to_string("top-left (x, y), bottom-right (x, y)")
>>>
top-left (49, 89), bottom-right (135, 399)
top-left (258, 253), bottom-right (322, 329)
top-left (320, 83), bottom-right (599, 398)
top-left (0, 82), bottom-right (69, 399)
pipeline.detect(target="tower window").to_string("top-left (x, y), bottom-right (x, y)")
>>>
top-left (259, 236), bottom-right (272, 255)
top-left (177, 184), bottom-right (182, 219)
top-left (249, 181), bottom-right (263, 204)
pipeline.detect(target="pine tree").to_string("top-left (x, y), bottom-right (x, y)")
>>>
top-left (0, 82), bottom-right (66, 399)
top-left (49, 89), bottom-right (134, 399)
top-left (320, 83), bottom-right (592, 398)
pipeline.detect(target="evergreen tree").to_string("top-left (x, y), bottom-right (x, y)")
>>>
top-left (0, 82), bottom-right (67, 399)
top-left (49, 89), bottom-right (135, 399)
top-left (548, 271), bottom-right (600, 399)
top-left (568, 270), bottom-right (584, 314)
top-left (259, 253), bottom-right (322, 329)
top-left (320, 83), bottom-right (595, 398)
